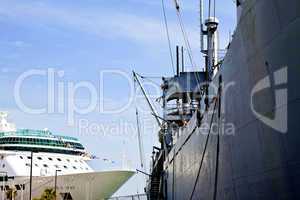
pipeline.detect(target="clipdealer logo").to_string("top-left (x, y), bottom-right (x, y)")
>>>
top-left (250, 67), bottom-right (288, 133)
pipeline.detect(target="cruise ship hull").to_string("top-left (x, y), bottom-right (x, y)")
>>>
top-left (1, 171), bottom-right (134, 200)
top-left (161, 0), bottom-right (300, 199)
top-left (0, 121), bottom-right (136, 199)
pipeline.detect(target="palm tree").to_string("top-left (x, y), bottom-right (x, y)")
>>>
top-left (33, 188), bottom-right (56, 200)
top-left (5, 187), bottom-right (17, 200)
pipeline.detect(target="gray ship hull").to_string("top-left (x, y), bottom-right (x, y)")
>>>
top-left (163, 0), bottom-right (300, 199)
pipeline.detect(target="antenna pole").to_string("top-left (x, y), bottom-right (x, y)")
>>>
top-left (200, 0), bottom-right (205, 53)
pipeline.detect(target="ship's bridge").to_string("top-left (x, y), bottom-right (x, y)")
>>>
top-left (0, 129), bottom-right (85, 155)
top-left (162, 71), bottom-right (206, 123)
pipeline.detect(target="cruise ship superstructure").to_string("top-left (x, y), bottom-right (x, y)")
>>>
top-left (0, 112), bottom-right (134, 200)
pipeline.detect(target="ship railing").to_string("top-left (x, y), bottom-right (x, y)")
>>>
top-left (165, 101), bottom-right (199, 116)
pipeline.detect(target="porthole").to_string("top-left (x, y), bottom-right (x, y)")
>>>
top-left (2, 164), bottom-right (5, 168)
top-left (73, 166), bottom-right (77, 169)
top-left (54, 165), bottom-right (59, 169)
top-left (20, 156), bottom-right (23, 159)
top-left (57, 158), bottom-right (62, 161)
top-left (37, 157), bottom-right (42, 160)
top-left (63, 166), bottom-right (68, 169)
top-left (43, 164), bottom-right (48, 168)
top-left (48, 158), bottom-right (53, 161)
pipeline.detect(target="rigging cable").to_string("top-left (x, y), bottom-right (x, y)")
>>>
top-left (213, 79), bottom-right (222, 200)
top-left (173, 0), bottom-right (196, 70)
top-left (135, 72), bottom-right (162, 88)
top-left (134, 79), bottom-right (145, 171)
top-left (161, 0), bottom-right (176, 75)
top-left (136, 107), bottom-right (146, 171)
top-left (189, 97), bottom-right (218, 200)
top-left (173, 0), bottom-right (207, 98)
top-left (173, 0), bottom-right (205, 95)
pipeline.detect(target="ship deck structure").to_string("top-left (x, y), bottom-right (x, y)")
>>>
top-left (142, 0), bottom-right (300, 199)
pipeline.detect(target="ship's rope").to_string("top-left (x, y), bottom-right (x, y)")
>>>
top-left (161, 0), bottom-right (176, 75)
top-left (134, 72), bottom-right (162, 89)
top-left (189, 95), bottom-right (218, 200)
top-left (189, 81), bottom-right (222, 200)
top-left (172, 0), bottom-right (206, 97)
top-left (173, 0), bottom-right (196, 70)
top-left (213, 78), bottom-right (222, 200)
top-left (136, 107), bottom-right (146, 171)
top-left (213, 126), bottom-right (220, 200)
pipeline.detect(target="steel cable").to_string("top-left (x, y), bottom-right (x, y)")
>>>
top-left (161, 0), bottom-right (176, 75)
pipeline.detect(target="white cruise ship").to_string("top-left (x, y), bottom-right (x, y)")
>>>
top-left (0, 112), bottom-right (134, 200)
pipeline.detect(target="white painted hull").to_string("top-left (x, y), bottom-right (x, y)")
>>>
top-left (1, 171), bottom-right (134, 200)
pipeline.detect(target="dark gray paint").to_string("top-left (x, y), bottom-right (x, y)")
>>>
top-left (162, 0), bottom-right (300, 199)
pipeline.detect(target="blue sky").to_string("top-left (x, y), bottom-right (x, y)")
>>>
top-left (0, 0), bottom-right (236, 196)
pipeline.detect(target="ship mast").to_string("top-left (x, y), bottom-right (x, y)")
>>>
top-left (144, 1), bottom-right (222, 199)
top-left (200, 0), bottom-right (219, 80)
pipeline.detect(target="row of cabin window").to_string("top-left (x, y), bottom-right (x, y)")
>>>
top-left (24, 163), bottom-right (88, 170)
top-left (19, 155), bottom-right (83, 164)
top-left (3, 146), bottom-right (82, 155)
top-left (0, 137), bottom-right (84, 149)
